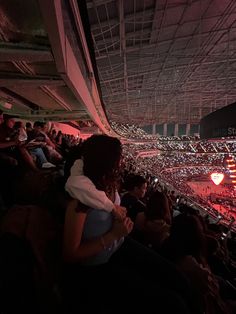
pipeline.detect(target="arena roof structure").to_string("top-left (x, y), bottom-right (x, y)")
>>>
top-left (0, 0), bottom-right (236, 134)
top-left (87, 0), bottom-right (236, 125)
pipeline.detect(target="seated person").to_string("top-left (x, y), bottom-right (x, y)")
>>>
top-left (0, 114), bottom-right (36, 170)
top-left (163, 214), bottom-right (234, 314)
top-left (27, 121), bottom-right (52, 149)
top-left (28, 146), bottom-right (56, 169)
top-left (135, 191), bottom-right (171, 249)
top-left (13, 121), bottom-right (28, 142)
top-left (27, 121), bottom-right (58, 167)
top-left (121, 174), bottom-right (147, 221)
top-left (27, 122), bottom-right (54, 146)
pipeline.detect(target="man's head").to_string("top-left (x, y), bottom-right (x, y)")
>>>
top-left (33, 121), bottom-right (43, 132)
top-left (26, 122), bottom-right (32, 130)
top-left (126, 175), bottom-right (147, 199)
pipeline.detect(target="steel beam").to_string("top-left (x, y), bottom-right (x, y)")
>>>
top-left (119, 0), bottom-right (129, 119)
top-left (0, 47), bottom-right (53, 62)
top-left (0, 77), bottom-right (64, 87)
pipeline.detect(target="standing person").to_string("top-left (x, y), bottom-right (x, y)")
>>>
top-left (63, 135), bottom-right (195, 314)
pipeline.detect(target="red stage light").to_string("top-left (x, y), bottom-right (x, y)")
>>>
top-left (211, 173), bottom-right (224, 185)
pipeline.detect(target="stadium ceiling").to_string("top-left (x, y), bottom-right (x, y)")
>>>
top-left (1, 0), bottom-right (236, 132)
top-left (86, 0), bottom-right (236, 125)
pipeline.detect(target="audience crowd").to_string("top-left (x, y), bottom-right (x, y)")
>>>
top-left (0, 116), bottom-right (235, 314)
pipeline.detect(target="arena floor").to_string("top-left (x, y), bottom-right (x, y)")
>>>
top-left (187, 180), bottom-right (236, 221)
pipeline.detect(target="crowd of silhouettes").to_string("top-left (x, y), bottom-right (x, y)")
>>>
top-left (0, 120), bottom-right (235, 314)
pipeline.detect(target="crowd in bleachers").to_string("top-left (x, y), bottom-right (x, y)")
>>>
top-left (0, 113), bottom-right (81, 171)
top-left (111, 121), bottom-right (156, 140)
top-left (123, 148), bottom-right (236, 225)
top-left (0, 122), bottom-right (235, 314)
top-left (124, 139), bottom-right (236, 154)
top-left (159, 135), bottom-right (200, 141)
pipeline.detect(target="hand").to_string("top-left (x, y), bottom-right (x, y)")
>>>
top-left (111, 217), bottom-right (133, 239)
top-left (112, 205), bottom-right (127, 221)
top-left (14, 139), bottom-right (22, 146)
top-left (17, 140), bottom-right (26, 146)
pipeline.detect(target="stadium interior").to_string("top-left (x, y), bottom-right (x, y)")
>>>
top-left (0, 1), bottom-right (236, 314)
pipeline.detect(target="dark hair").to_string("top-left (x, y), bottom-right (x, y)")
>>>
top-left (33, 121), bottom-right (43, 128)
top-left (26, 122), bottom-right (32, 128)
top-left (145, 191), bottom-right (170, 222)
top-left (82, 135), bottom-right (122, 191)
top-left (64, 144), bottom-right (83, 181)
top-left (13, 121), bottom-right (23, 129)
top-left (3, 114), bottom-right (17, 121)
top-left (168, 214), bottom-right (206, 263)
top-left (125, 174), bottom-right (146, 191)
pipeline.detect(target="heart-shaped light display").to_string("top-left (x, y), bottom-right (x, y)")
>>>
top-left (211, 173), bottom-right (224, 185)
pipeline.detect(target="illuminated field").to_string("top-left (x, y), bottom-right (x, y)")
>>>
top-left (187, 180), bottom-right (236, 221)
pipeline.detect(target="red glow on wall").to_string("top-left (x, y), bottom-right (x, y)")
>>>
top-left (210, 173), bottom-right (224, 185)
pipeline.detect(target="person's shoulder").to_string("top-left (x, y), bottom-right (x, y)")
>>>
top-left (121, 192), bottom-right (135, 201)
top-left (137, 199), bottom-right (146, 210)
top-left (121, 193), bottom-right (136, 206)
top-left (27, 129), bottom-right (35, 138)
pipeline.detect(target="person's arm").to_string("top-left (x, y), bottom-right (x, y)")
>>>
top-left (45, 135), bottom-right (56, 149)
top-left (63, 200), bottom-right (133, 262)
top-left (0, 140), bottom-right (17, 149)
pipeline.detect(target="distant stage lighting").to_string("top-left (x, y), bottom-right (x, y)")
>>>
top-left (210, 173), bottom-right (224, 185)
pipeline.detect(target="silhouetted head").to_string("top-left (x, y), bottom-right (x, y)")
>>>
top-left (146, 191), bottom-right (171, 223)
top-left (124, 174), bottom-right (147, 199)
top-left (169, 214), bottom-right (206, 262)
top-left (82, 135), bottom-right (122, 191)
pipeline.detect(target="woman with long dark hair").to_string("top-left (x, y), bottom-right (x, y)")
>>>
top-left (64, 135), bottom-right (132, 265)
top-left (63, 135), bottom-right (196, 314)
